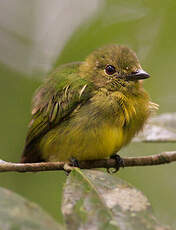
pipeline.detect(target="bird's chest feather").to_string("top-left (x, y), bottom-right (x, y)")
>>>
top-left (41, 88), bottom-right (150, 161)
top-left (83, 89), bottom-right (150, 149)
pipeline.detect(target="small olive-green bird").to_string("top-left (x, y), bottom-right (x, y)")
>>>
top-left (21, 44), bottom-right (157, 164)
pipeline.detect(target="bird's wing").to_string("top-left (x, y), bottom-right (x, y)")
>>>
top-left (21, 63), bottom-right (94, 162)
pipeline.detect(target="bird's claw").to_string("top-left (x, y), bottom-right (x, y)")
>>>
top-left (107, 154), bottom-right (124, 174)
top-left (69, 157), bottom-right (80, 168)
top-left (64, 157), bottom-right (80, 176)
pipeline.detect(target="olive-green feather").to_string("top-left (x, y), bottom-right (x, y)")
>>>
top-left (21, 45), bottom-right (158, 163)
top-left (22, 63), bottom-right (94, 162)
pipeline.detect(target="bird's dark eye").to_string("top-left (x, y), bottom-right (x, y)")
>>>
top-left (105, 65), bottom-right (116, 75)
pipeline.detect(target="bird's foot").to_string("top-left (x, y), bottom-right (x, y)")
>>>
top-left (69, 157), bottom-right (80, 168)
top-left (107, 154), bottom-right (124, 174)
top-left (63, 157), bottom-right (80, 176)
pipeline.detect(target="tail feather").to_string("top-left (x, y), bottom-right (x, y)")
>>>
top-left (20, 144), bottom-right (44, 163)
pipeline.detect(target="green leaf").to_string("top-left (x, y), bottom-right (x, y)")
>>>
top-left (0, 187), bottom-right (63, 230)
top-left (134, 113), bottom-right (176, 142)
top-left (62, 169), bottom-right (173, 230)
top-left (62, 169), bottom-right (119, 230)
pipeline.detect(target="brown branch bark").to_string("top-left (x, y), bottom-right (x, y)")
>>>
top-left (0, 151), bottom-right (176, 173)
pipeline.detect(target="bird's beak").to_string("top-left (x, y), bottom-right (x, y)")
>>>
top-left (125, 69), bottom-right (150, 81)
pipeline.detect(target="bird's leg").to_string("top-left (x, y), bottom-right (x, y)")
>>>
top-left (69, 157), bottom-right (80, 168)
top-left (63, 157), bottom-right (80, 176)
top-left (107, 154), bottom-right (124, 174)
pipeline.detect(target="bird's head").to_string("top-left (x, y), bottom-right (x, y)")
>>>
top-left (80, 44), bottom-right (150, 89)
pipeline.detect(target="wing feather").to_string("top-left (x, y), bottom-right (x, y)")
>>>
top-left (21, 63), bottom-right (94, 162)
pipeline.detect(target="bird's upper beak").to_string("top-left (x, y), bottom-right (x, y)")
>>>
top-left (125, 69), bottom-right (150, 81)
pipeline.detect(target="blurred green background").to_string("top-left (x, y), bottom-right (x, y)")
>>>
top-left (0, 0), bottom-right (176, 228)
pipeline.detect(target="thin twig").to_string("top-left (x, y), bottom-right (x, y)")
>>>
top-left (0, 151), bottom-right (175, 173)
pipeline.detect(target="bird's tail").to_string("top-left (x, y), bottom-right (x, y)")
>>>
top-left (20, 143), bottom-right (44, 163)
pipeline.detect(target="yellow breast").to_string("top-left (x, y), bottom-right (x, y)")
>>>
top-left (40, 88), bottom-right (151, 162)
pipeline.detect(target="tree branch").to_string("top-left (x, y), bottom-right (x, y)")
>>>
top-left (0, 151), bottom-right (176, 173)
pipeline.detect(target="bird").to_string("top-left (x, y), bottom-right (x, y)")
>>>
top-left (21, 44), bottom-right (158, 166)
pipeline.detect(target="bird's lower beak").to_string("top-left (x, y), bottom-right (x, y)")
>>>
top-left (125, 69), bottom-right (150, 81)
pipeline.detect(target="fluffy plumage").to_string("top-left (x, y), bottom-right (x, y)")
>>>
top-left (21, 45), bottom-right (157, 163)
